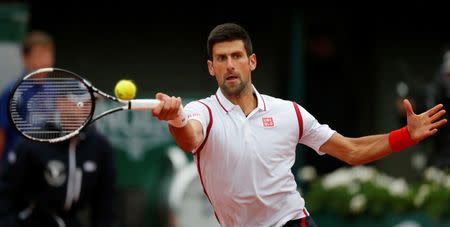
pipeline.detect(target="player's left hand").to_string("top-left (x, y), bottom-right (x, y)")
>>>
top-left (403, 99), bottom-right (447, 142)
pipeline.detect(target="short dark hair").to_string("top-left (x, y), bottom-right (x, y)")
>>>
top-left (207, 23), bottom-right (253, 60)
top-left (22, 30), bottom-right (54, 56)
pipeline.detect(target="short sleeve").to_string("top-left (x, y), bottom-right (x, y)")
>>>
top-left (183, 101), bottom-right (210, 152)
top-left (298, 105), bottom-right (335, 155)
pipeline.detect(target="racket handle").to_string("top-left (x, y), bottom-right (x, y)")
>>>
top-left (129, 99), bottom-right (160, 110)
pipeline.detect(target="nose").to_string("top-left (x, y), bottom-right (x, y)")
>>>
top-left (226, 57), bottom-right (234, 71)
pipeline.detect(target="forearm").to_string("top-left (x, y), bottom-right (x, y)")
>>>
top-left (321, 132), bottom-right (397, 165)
top-left (168, 121), bottom-right (203, 152)
top-left (346, 134), bottom-right (392, 165)
top-left (323, 128), bottom-right (416, 165)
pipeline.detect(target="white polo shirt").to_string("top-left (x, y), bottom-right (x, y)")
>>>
top-left (184, 85), bottom-right (335, 227)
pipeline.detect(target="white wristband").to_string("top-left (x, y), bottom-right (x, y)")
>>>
top-left (168, 106), bottom-right (188, 128)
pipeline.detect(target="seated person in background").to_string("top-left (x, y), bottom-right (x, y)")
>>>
top-left (0, 124), bottom-right (118, 227)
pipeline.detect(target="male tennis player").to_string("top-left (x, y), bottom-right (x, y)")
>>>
top-left (152, 23), bottom-right (447, 227)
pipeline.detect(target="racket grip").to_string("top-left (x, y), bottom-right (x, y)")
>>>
top-left (129, 99), bottom-right (160, 110)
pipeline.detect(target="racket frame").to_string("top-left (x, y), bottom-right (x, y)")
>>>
top-left (8, 67), bottom-right (157, 143)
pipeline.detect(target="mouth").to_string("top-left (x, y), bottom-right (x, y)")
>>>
top-left (225, 74), bottom-right (239, 81)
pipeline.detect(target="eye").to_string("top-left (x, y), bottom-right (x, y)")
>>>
top-left (216, 55), bottom-right (226, 62)
top-left (232, 53), bottom-right (242, 59)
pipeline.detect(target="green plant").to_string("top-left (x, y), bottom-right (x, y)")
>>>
top-left (298, 166), bottom-right (450, 220)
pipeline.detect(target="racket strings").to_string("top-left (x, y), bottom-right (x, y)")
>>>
top-left (10, 72), bottom-right (93, 140)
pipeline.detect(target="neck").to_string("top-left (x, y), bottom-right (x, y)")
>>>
top-left (223, 85), bottom-right (257, 116)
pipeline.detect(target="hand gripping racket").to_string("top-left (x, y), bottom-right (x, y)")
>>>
top-left (8, 67), bottom-right (160, 143)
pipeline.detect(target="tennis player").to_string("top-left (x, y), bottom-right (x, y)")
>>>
top-left (152, 23), bottom-right (447, 227)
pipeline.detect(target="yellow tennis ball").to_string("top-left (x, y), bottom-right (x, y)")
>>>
top-left (114, 79), bottom-right (137, 100)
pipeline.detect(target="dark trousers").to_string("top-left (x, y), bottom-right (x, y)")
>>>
top-left (283, 215), bottom-right (317, 227)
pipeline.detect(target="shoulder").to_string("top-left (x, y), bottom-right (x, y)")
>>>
top-left (189, 95), bottom-right (215, 105)
top-left (87, 131), bottom-right (110, 146)
top-left (185, 95), bottom-right (215, 109)
top-left (83, 127), bottom-right (112, 150)
top-left (261, 94), bottom-right (298, 109)
top-left (0, 82), bottom-right (15, 100)
top-left (83, 133), bottom-right (115, 165)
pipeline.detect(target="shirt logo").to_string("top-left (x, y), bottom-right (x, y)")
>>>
top-left (262, 117), bottom-right (275, 128)
top-left (44, 160), bottom-right (66, 187)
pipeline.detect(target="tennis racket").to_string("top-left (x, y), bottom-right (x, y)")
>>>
top-left (8, 67), bottom-right (160, 143)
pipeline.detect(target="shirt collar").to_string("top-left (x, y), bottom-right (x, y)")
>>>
top-left (214, 84), bottom-right (267, 113)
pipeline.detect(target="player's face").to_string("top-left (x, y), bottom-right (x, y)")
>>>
top-left (207, 40), bottom-right (256, 97)
top-left (23, 45), bottom-right (55, 73)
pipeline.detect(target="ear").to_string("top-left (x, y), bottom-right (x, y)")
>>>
top-left (249, 54), bottom-right (257, 71)
top-left (207, 60), bottom-right (215, 76)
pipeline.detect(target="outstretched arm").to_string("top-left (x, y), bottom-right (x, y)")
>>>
top-left (152, 93), bottom-right (204, 152)
top-left (320, 99), bottom-right (447, 165)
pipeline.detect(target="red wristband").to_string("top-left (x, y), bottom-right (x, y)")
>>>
top-left (388, 126), bottom-right (417, 152)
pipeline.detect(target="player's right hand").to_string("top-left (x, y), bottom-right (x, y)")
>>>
top-left (152, 93), bottom-right (183, 121)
